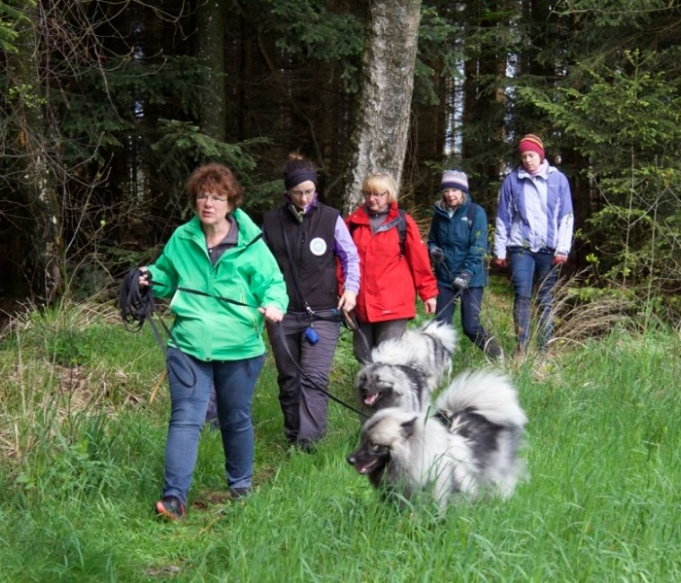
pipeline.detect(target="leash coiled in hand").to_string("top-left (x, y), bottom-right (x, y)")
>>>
top-left (118, 268), bottom-right (157, 332)
top-left (118, 268), bottom-right (196, 388)
top-left (118, 268), bottom-right (367, 415)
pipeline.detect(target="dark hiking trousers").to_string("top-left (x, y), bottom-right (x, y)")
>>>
top-left (351, 318), bottom-right (408, 363)
top-left (266, 313), bottom-right (341, 447)
top-left (434, 285), bottom-right (502, 358)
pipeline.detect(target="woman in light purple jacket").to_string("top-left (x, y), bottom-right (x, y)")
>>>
top-left (493, 134), bottom-right (574, 356)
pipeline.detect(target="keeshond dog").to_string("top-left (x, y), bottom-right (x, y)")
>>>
top-left (355, 320), bottom-right (457, 412)
top-left (347, 369), bottom-right (527, 508)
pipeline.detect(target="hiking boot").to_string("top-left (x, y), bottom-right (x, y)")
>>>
top-left (227, 487), bottom-right (250, 500)
top-left (155, 496), bottom-right (185, 521)
top-left (483, 337), bottom-right (505, 364)
top-left (296, 439), bottom-right (315, 453)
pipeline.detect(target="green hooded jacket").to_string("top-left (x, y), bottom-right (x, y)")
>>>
top-left (148, 210), bottom-right (288, 361)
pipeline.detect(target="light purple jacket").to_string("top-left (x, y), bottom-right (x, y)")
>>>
top-left (494, 162), bottom-right (574, 260)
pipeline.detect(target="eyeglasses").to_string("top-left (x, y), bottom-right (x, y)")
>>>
top-left (197, 194), bottom-right (228, 204)
top-left (363, 190), bottom-right (389, 199)
top-left (289, 188), bottom-right (316, 198)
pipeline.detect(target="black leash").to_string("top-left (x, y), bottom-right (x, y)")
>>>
top-left (277, 218), bottom-right (369, 417)
top-left (118, 269), bottom-right (175, 344)
top-left (425, 254), bottom-right (465, 327)
top-left (428, 287), bottom-right (463, 326)
top-left (119, 268), bottom-right (367, 417)
top-left (118, 268), bottom-right (197, 388)
top-left (153, 282), bottom-right (261, 309)
top-left (342, 310), bottom-right (374, 365)
top-left (272, 322), bottom-right (369, 419)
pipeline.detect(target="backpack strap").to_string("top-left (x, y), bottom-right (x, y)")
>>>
top-left (396, 209), bottom-right (407, 256)
top-left (466, 203), bottom-right (478, 227)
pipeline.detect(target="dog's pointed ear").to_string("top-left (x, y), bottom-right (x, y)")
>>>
top-left (400, 416), bottom-right (418, 438)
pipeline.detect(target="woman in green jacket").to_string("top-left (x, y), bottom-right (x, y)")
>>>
top-left (141, 163), bottom-right (288, 521)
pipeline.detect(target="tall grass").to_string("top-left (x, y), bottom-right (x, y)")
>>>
top-left (1, 291), bottom-right (680, 581)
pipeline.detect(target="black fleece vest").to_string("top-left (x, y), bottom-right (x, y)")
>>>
top-left (263, 203), bottom-right (340, 313)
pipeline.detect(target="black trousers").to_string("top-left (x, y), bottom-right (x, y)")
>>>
top-left (266, 313), bottom-right (341, 446)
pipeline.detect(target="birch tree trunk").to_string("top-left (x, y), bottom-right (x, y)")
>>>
top-left (7, 1), bottom-right (63, 304)
top-left (342, 0), bottom-right (422, 212)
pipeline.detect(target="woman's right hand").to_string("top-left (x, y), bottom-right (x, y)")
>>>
top-left (139, 267), bottom-right (151, 288)
top-left (493, 258), bottom-right (507, 269)
top-left (259, 305), bottom-right (284, 323)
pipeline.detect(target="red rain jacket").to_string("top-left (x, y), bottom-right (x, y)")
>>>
top-left (346, 202), bottom-right (437, 323)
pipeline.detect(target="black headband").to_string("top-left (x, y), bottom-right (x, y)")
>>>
top-left (284, 169), bottom-right (318, 190)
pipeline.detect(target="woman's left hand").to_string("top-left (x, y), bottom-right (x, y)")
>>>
top-left (552, 254), bottom-right (568, 266)
top-left (338, 290), bottom-right (357, 312)
top-left (424, 297), bottom-right (437, 314)
top-left (259, 305), bottom-right (284, 323)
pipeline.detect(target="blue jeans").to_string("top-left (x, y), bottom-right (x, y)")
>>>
top-left (509, 248), bottom-right (560, 351)
top-left (435, 285), bottom-right (499, 354)
top-left (162, 348), bottom-right (265, 505)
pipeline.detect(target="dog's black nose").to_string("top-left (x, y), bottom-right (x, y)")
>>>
top-left (347, 455), bottom-right (356, 466)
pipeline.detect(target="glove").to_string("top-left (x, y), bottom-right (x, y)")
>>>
top-left (430, 247), bottom-right (445, 264)
top-left (453, 273), bottom-right (470, 289)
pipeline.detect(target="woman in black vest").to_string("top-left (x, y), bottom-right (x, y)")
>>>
top-left (263, 154), bottom-right (360, 451)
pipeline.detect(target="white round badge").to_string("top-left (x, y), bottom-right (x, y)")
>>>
top-left (309, 237), bottom-right (327, 256)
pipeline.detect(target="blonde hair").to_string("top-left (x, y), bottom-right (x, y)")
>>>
top-left (361, 172), bottom-right (398, 203)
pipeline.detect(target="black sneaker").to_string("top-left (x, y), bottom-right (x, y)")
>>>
top-left (483, 338), bottom-right (505, 364)
top-left (295, 439), bottom-right (316, 453)
top-left (227, 487), bottom-right (250, 500)
top-left (155, 496), bottom-right (185, 521)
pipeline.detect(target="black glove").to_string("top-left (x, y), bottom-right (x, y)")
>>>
top-left (453, 273), bottom-right (470, 289)
top-left (430, 247), bottom-right (445, 264)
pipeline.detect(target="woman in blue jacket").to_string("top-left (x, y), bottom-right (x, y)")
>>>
top-left (428, 170), bottom-right (503, 360)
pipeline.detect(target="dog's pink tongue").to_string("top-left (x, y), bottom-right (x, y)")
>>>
top-left (364, 393), bottom-right (378, 406)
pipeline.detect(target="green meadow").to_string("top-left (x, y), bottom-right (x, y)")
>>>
top-left (1, 285), bottom-right (680, 582)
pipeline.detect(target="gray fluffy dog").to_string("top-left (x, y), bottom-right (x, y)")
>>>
top-left (348, 369), bottom-right (527, 508)
top-left (355, 320), bottom-right (457, 412)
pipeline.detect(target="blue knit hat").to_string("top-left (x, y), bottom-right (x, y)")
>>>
top-left (441, 170), bottom-right (469, 194)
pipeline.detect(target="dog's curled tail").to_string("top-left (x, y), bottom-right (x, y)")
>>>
top-left (420, 320), bottom-right (457, 356)
top-left (435, 368), bottom-right (527, 429)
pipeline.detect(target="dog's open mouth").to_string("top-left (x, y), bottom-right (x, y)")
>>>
top-left (349, 455), bottom-right (386, 475)
top-left (363, 392), bottom-right (381, 407)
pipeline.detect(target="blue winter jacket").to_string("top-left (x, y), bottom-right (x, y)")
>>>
top-left (427, 198), bottom-right (488, 289)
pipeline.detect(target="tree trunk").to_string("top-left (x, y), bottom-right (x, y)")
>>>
top-left (461, 0), bottom-right (510, 208)
top-left (196, 0), bottom-right (226, 141)
top-left (342, 0), bottom-right (422, 212)
top-left (7, 1), bottom-right (63, 304)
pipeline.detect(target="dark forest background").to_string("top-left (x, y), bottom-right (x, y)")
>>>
top-left (1, 0), bottom-right (680, 317)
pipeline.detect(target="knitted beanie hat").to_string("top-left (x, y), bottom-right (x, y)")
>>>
top-left (518, 134), bottom-right (545, 159)
top-left (440, 170), bottom-right (469, 194)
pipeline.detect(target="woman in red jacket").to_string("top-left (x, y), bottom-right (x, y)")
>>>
top-left (346, 171), bottom-right (437, 362)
